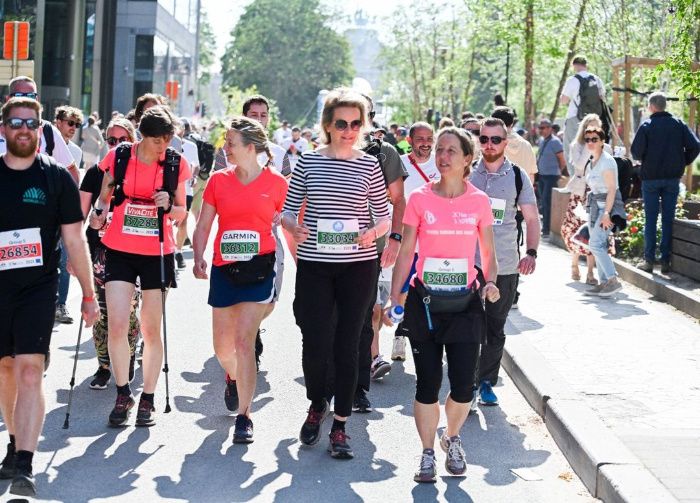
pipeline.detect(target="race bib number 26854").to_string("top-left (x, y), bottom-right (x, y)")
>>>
top-left (0, 228), bottom-right (43, 271)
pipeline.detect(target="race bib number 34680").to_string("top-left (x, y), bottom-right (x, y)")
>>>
top-left (0, 228), bottom-right (43, 271)
top-left (422, 257), bottom-right (468, 291)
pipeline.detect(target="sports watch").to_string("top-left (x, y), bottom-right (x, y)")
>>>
top-left (389, 232), bottom-right (402, 243)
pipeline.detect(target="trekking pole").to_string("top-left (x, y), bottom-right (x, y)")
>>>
top-left (63, 321), bottom-right (84, 429)
top-left (158, 205), bottom-right (172, 413)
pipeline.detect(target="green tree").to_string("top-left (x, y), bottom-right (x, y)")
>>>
top-left (221, 0), bottom-right (353, 125)
top-left (655, 0), bottom-right (700, 98)
top-left (197, 11), bottom-right (216, 87)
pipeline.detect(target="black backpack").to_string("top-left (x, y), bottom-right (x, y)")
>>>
top-left (37, 153), bottom-right (65, 256)
top-left (512, 164), bottom-right (524, 248)
top-left (42, 122), bottom-right (55, 156)
top-left (574, 74), bottom-right (604, 120)
top-left (187, 134), bottom-right (215, 180)
top-left (614, 156), bottom-right (635, 202)
top-left (112, 143), bottom-right (181, 207)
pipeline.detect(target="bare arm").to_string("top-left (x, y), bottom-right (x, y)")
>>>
top-left (192, 201), bottom-right (216, 279)
top-left (556, 151), bottom-right (567, 171)
top-left (381, 178), bottom-right (406, 268)
top-left (389, 224), bottom-right (417, 307)
top-left (600, 169), bottom-right (617, 230)
top-left (518, 202), bottom-right (540, 275)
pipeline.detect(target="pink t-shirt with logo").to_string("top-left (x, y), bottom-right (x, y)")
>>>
top-left (403, 181), bottom-right (493, 288)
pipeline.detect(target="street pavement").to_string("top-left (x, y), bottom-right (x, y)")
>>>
top-left (0, 240), bottom-right (595, 502)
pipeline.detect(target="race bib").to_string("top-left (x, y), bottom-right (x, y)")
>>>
top-left (98, 212), bottom-right (113, 238)
top-left (220, 230), bottom-right (260, 262)
top-left (316, 219), bottom-right (359, 253)
top-left (422, 257), bottom-right (468, 291)
top-left (0, 228), bottom-right (43, 271)
top-left (123, 204), bottom-right (159, 237)
top-left (489, 198), bottom-right (506, 226)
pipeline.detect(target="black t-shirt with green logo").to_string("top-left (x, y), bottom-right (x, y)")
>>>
top-left (0, 156), bottom-right (83, 294)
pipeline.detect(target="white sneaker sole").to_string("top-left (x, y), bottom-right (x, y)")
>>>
top-left (371, 364), bottom-right (391, 380)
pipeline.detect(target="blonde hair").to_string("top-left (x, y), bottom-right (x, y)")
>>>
top-left (320, 87), bottom-right (368, 146)
top-left (575, 113), bottom-right (602, 145)
top-left (228, 116), bottom-right (272, 164)
top-left (105, 117), bottom-right (137, 142)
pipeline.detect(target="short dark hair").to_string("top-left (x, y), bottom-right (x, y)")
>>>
top-left (461, 111), bottom-right (474, 120)
top-left (2, 97), bottom-right (42, 123)
top-left (242, 94), bottom-right (270, 115)
top-left (134, 93), bottom-right (166, 123)
top-left (409, 121), bottom-right (433, 138)
top-left (584, 127), bottom-right (605, 140)
top-left (572, 55), bottom-right (587, 66)
top-left (55, 105), bottom-right (83, 123)
top-left (292, 126), bottom-right (301, 133)
top-left (139, 105), bottom-right (177, 138)
top-left (491, 106), bottom-right (516, 128)
top-left (481, 117), bottom-right (508, 136)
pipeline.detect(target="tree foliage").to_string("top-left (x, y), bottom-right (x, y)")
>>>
top-left (221, 0), bottom-right (353, 125)
top-left (197, 11), bottom-right (217, 87)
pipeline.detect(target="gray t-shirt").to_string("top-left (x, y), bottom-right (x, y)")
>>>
top-left (586, 151), bottom-right (618, 194)
top-left (469, 158), bottom-right (537, 275)
top-left (369, 142), bottom-right (408, 253)
top-left (537, 134), bottom-right (564, 176)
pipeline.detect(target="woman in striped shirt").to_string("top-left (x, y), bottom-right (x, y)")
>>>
top-left (281, 87), bottom-right (390, 459)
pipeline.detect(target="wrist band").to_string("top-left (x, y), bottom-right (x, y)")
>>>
top-left (82, 296), bottom-right (95, 302)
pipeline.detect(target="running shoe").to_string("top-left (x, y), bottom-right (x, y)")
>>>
top-left (440, 434), bottom-right (467, 476)
top-left (328, 429), bottom-right (353, 459)
top-left (0, 443), bottom-right (16, 479)
top-left (583, 282), bottom-right (605, 296)
top-left (224, 375), bottom-right (239, 412)
top-left (414, 449), bottom-right (437, 483)
top-left (299, 400), bottom-right (329, 446)
top-left (637, 260), bottom-right (654, 273)
top-left (135, 397), bottom-right (156, 427)
top-left (55, 304), bottom-right (73, 324)
top-left (89, 367), bottom-right (111, 390)
top-left (370, 355), bottom-right (391, 380)
top-left (108, 394), bottom-right (135, 426)
top-left (478, 380), bottom-right (498, 406)
top-left (352, 388), bottom-right (372, 413)
top-left (391, 336), bottom-right (406, 361)
top-left (598, 277), bottom-right (623, 298)
top-left (175, 251), bottom-right (186, 269)
top-left (129, 353), bottom-right (136, 383)
top-left (233, 414), bottom-right (254, 444)
top-left (660, 261), bottom-right (671, 274)
top-left (9, 466), bottom-right (36, 497)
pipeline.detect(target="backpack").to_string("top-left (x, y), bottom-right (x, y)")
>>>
top-left (614, 156), bottom-right (635, 202)
top-left (112, 143), bottom-right (181, 207)
top-left (574, 74), bottom-right (604, 120)
top-left (512, 164), bottom-right (524, 248)
top-left (42, 122), bottom-right (55, 156)
top-left (187, 133), bottom-right (215, 180)
top-left (362, 138), bottom-right (389, 185)
top-left (37, 153), bottom-right (64, 255)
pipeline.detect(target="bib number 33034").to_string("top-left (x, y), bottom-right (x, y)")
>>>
top-left (0, 227), bottom-right (43, 271)
top-left (422, 258), bottom-right (468, 291)
top-left (317, 219), bottom-right (359, 253)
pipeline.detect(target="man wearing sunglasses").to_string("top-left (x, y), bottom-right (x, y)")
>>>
top-left (536, 119), bottom-right (566, 237)
top-left (0, 97), bottom-right (100, 497)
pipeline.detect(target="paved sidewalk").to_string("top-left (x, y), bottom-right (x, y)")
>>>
top-left (506, 242), bottom-right (700, 502)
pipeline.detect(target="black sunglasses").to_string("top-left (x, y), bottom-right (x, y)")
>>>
top-left (10, 92), bottom-right (38, 100)
top-left (5, 117), bottom-right (41, 130)
top-left (106, 136), bottom-right (130, 146)
top-left (583, 137), bottom-right (600, 143)
top-left (334, 119), bottom-right (362, 131)
top-left (478, 135), bottom-right (506, 145)
top-left (60, 119), bottom-right (81, 128)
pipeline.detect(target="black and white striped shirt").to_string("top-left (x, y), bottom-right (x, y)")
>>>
top-left (284, 150), bottom-right (390, 262)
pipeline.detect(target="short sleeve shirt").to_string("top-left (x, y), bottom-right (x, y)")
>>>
top-left (586, 151), bottom-right (618, 194)
top-left (562, 71), bottom-right (606, 119)
top-left (537, 135), bottom-right (564, 176)
top-left (403, 182), bottom-right (493, 288)
top-left (203, 167), bottom-right (288, 266)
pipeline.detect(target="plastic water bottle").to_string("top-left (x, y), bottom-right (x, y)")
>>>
top-left (389, 305), bottom-right (404, 324)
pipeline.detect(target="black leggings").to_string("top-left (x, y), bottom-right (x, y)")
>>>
top-left (410, 338), bottom-right (480, 405)
top-left (293, 259), bottom-right (377, 417)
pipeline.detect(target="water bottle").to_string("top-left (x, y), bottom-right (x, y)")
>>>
top-left (389, 305), bottom-right (404, 324)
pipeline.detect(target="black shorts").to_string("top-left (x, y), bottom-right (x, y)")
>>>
top-left (186, 195), bottom-right (193, 211)
top-left (105, 247), bottom-right (177, 290)
top-left (0, 277), bottom-right (58, 358)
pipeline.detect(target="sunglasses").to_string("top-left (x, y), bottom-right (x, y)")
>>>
top-left (583, 137), bottom-right (600, 143)
top-left (106, 136), bottom-right (130, 146)
top-left (334, 119), bottom-right (362, 131)
top-left (479, 135), bottom-right (506, 145)
top-left (60, 119), bottom-right (81, 128)
top-left (466, 128), bottom-right (481, 135)
top-left (5, 117), bottom-right (41, 130)
top-left (10, 92), bottom-right (38, 100)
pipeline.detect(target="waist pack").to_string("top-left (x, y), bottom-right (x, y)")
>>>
top-left (224, 252), bottom-right (275, 286)
top-left (414, 279), bottom-right (477, 314)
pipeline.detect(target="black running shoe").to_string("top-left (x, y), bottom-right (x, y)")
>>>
top-left (0, 443), bottom-right (16, 479)
top-left (352, 388), bottom-right (372, 413)
top-left (90, 367), bottom-right (111, 390)
top-left (255, 330), bottom-right (263, 372)
top-left (224, 375), bottom-right (239, 412)
top-left (175, 252), bottom-right (186, 270)
top-left (135, 397), bottom-right (156, 427)
top-left (328, 429), bottom-right (353, 459)
top-left (108, 394), bottom-right (135, 426)
top-left (9, 466), bottom-right (36, 497)
top-left (299, 400), bottom-right (329, 446)
top-left (129, 354), bottom-right (136, 383)
top-left (233, 414), bottom-right (254, 444)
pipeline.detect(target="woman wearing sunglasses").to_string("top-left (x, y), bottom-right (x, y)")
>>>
top-left (386, 126), bottom-right (499, 482)
top-left (582, 127), bottom-right (623, 297)
top-left (281, 87), bottom-right (390, 459)
top-left (79, 118), bottom-right (141, 390)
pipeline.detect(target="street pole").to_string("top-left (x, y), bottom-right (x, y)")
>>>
top-left (12, 21), bottom-right (19, 78)
top-left (505, 41), bottom-right (510, 104)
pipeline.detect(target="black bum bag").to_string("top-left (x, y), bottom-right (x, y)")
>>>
top-left (414, 279), bottom-right (477, 314)
top-left (224, 252), bottom-right (276, 286)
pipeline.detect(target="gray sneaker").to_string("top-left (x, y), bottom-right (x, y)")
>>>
top-left (413, 449), bottom-right (437, 483)
top-left (440, 434), bottom-right (467, 476)
top-left (598, 277), bottom-right (622, 298)
top-left (55, 304), bottom-right (74, 324)
top-left (583, 282), bottom-right (604, 296)
top-left (637, 260), bottom-right (654, 273)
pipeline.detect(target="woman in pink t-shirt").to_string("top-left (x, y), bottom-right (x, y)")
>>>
top-left (387, 127), bottom-right (500, 482)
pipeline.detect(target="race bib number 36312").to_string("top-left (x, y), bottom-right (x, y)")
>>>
top-left (0, 228), bottom-right (43, 271)
top-left (316, 219), bottom-right (359, 253)
top-left (123, 204), bottom-right (159, 237)
top-left (422, 257), bottom-right (468, 291)
top-left (220, 230), bottom-right (260, 262)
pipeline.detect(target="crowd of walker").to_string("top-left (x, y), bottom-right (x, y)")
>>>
top-left (1, 54), bottom-right (698, 497)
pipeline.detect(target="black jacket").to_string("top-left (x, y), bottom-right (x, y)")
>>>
top-left (631, 111), bottom-right (700, 180)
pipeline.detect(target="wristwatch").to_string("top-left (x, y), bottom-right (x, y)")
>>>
top-left (526, 248), bottom-right (538, 259)
top-left (389, 232), bottom-right (402, 243)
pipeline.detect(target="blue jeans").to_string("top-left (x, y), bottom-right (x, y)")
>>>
top-left (57, 241), bottom-right (70, 305)
top-left (589, 201), bottom-right (617, 283)
top-left (537, 175), bottom-right (560, 233)
top-left (642, 178), bottom-right (679, 263)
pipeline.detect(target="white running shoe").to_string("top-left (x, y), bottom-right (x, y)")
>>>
top-left (391, 336), bottom-right (406, 361)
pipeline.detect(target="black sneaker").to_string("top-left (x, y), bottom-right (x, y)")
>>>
top-left (224, 375), bottom-right (239, 412)
top-left (135, 397), bottom-right (156, 427)
top-left (108, 394), bottom-right (135, 426)
top-left (9, 466), bottom-right (36, 497)
top-left (0, 443), bottom-right (16, 479)
top-left (175, 252), bottom-right (186, 269)
top-left (660, 261), bottom-right (671, 274)
top-left (233, 414), bottom-right (254, 444)
top-left (255, 329), bottom-right (263, 372)
top-left (299, 400), bottom-right (329, 446)
top-left (328, 429), bottom-right (353, 459)
top-left (129, 354), bottom-right (136, 383)
top-left (90, 367), bottom-right (111, 390)
top-left (352, 388), bottom-right (372, 413)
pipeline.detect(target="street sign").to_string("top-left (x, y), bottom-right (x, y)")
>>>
top-left (3, 21), bottom-right (30, 60)
top-left (165, 80), bottom-right (179, 101)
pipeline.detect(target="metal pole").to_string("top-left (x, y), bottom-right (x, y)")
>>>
top-left (12, 21), bottom-right (19, 78)
top-left (505, 42), bottom-right (510, 103)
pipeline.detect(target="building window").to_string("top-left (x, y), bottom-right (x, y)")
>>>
top-left (133, 35), bottom-right (154, 105)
